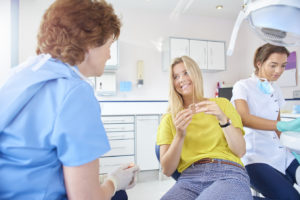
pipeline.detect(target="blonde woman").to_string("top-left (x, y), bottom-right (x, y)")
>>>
top-left (157, 56), bottom-right (252, 200)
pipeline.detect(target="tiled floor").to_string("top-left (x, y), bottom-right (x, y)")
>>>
top-left (127, 171), bottom-right (175, 200)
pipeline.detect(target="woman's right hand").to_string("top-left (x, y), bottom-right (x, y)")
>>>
top-left (277, 117), bottom-right (300, 132)
top-left (174, 109), bottom-right (193, 137)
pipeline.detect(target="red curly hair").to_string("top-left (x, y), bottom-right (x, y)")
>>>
top-left (36, 0), bottom-right (121, 66)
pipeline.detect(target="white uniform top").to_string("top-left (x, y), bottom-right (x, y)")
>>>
top-left (231, 74), bottom-right (294, 174)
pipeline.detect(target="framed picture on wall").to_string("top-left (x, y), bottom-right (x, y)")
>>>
top-left (277, 51), bottom-right (297, 87)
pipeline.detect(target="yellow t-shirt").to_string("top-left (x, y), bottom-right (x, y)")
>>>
top-left (156, 97), bottom-right (245, 173)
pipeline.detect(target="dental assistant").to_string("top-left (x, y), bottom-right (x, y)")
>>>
top-left (0, 0), bottom-right (138, 200)
top-left (232, 43), bottom-right (300, 199)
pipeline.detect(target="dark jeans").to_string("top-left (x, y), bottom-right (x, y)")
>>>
top-left (111, 190), bottom-right (128, 200)
top-left (246, 159), bottom-right (300, 200)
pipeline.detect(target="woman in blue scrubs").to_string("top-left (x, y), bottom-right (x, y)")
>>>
top-left (0, 0), bottom-right (138, 199)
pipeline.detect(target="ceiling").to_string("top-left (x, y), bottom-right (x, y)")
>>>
top-left (107, 0), bottom-right (244, 20)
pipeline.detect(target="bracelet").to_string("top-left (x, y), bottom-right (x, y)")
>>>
top-left (219, 120), bottom-right (231, 128)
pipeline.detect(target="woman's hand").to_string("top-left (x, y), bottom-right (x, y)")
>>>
top-left (195, 100), bottom-right (228, 124)
top-left (194, 100), bottom-right (245, 157)
top-left (174, 109), bottom-right (193, 137)
top-left (160, 109), bottom-right (193, 176)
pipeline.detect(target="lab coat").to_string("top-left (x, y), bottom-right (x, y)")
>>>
top-left (231, 74), bottom-right (294, 174)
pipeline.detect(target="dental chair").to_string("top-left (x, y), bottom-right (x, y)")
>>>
top-left (155, 144), bottom-right (181, 180)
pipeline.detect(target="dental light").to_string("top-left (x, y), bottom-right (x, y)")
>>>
top-left (227, 0), bottom-right (300, 56)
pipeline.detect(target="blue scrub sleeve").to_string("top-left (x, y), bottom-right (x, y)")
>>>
top-left (51, 82), bottom-right (110, 166)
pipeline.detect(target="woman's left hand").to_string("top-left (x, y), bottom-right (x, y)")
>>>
top-left (195, 100), bottom-right (228, 124)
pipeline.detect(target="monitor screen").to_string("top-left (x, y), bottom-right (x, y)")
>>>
top-left (218, 87), bottom-right (233, 101)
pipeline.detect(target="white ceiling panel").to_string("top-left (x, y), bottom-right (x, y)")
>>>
top-left (107, 0), bottom-right (244, 19)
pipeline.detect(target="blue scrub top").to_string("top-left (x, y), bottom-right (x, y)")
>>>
top-left (0, 55), bottom-right (110, 200)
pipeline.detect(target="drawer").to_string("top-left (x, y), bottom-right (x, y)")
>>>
top-left (99, 156), bottom-right (135, 174)
top-left (102, 116), bottom-right (134, 124)
top-left (106, 131), bottom-right (134, 140)
top-left (103, 139), bottom-right (134, 157)
top-left (104, 123), bottom-right (134, 132)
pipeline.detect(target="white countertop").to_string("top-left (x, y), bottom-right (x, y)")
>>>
top-left (281, 113), bottom-right (300, 119)
top-left (99, 101), bottom-right (168, 115)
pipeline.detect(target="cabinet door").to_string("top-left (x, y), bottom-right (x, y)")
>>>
top-left (105, 40), bottom-right (118, 70)
top-left (190, 40), bottom-right (207, 70)
top-left (136, 115), bottom-right (160, 170)
top-left (170, 38), bottom-right (189, 62)
top-left (207, 41), bottom-right (225, 70)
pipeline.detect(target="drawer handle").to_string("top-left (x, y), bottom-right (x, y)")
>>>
top-left (104, 120), bottom-right (125, 123)
top-left (103, 120), bottom-right (133, 123)
top-left (111, 146), bottom-right (128, 150)
top-left (137, 119), bottom-right (157, 121)
top-left (108, 135), bottom-right (128, 139)
top-left (105, 127), bottom-right (126, 131)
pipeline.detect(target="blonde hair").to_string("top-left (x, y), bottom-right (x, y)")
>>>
top-left (167, 56), bottom-right (205, 119)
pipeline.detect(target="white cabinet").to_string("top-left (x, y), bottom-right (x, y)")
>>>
top-left (207, 41), bottom-right (225, 70)
top-left (100, 115), bottom-right (135, 174)
top-left (136, 115), bottom-right (160, 171)
top-left (166, 37), bottom-right (226, 71)
top-left (100, 114), bottom-right (161, 173)
top-left (170, 38), bottom-right (189, 61)
top-left (105, 40), bottom-right (119, 70)
top-left (189, 40), bottom-right (207, 70)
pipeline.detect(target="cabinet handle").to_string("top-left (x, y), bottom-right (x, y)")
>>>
top-left (112, 146), bottom-right (127, 150)
top-left (204, 48), bottom-right (207, 67)
top-left (105, 127), bottom-right (126, 131)
top-left (137, 118), bottom-right (158, 121)
top-left (109, 135), bottom-right (125, 138)
top-left (210, 48), bottom-right (213, 66)
top-left (103, 120), bottom-right (127, 123)
top-left (108, 135), bottom-right (129, 139)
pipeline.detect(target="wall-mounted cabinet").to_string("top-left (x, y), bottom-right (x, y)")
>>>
top-left (170, 38), bottom-right (189, 60)
top-left (162, 37), bottom-right (226, 71)
top-left (105, 40), bottom-right (119, 71)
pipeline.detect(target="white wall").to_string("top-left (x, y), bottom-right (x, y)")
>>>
top-left (19, 0), bottom-right (54, 62)
top-left (0, 1), bottom-right (11, 87)
top-left (237, 21), bottom-right (300, 99)
top-left (105, 7), bottom-right (251, 100)
top-left (17, 1), bottom-right (300, 100)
